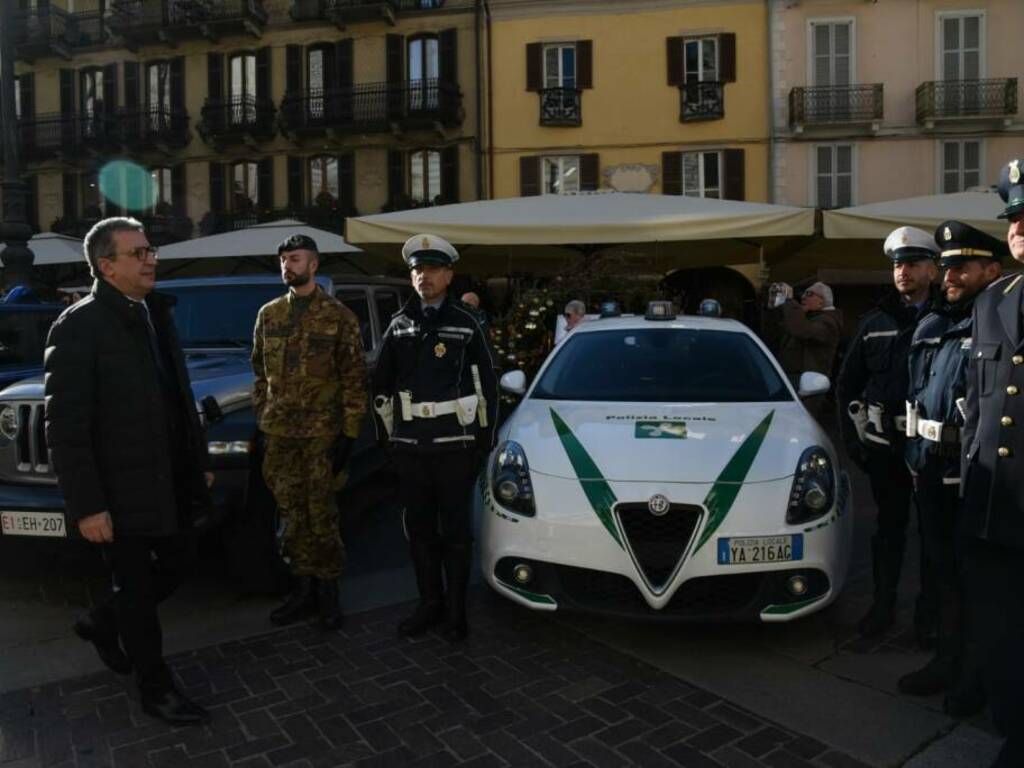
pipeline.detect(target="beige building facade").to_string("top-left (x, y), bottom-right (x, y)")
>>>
top-left (771, 0), bottom-right (1023, 209)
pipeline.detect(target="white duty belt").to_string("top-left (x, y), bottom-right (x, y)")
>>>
top-left (905, 401), bottom-right (959, 444)
top-left (855, 403), bottom-right (906, 446)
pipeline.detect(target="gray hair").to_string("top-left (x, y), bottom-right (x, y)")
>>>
top-left (83, 217), bottom-right (145, 278)
top-left (564, 300), bottom-right (586, 316)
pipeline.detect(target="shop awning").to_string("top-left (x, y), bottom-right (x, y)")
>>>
top-left (823, 190), bottom-right (1006, 240)
top-left (0, 233), bottom-right (84, 266)
top-left (157, 219), bottom-right (362, 259)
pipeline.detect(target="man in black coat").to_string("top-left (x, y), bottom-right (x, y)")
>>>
top-left (44, 217), bottom-right (212, 726)
top-left (960, 160), bottom-right (1024, 767)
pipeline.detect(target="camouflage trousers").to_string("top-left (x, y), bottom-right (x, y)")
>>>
top-left (263, 434), bottom-right (345, 580)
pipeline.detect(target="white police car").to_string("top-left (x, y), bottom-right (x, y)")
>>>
top-left (479, 303), bottom-right (852, 622)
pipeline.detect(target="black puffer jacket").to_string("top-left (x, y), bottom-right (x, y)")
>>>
top-left (44, 279), bottom-right (209, 535)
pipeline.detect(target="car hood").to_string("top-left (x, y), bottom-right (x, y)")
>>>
top-left (505, 400), bottom-right (824, 484)
top-left (0, 350), bottom-right (253, 403)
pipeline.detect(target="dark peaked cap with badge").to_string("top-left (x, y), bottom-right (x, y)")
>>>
top-left (402, 234), bottom-right (460, 269)
top-left (998, 158), bottom-right (1024, 219)
top-left (277, 233), bottom-right (319, 255)
top-left (934, 220), bottom-right (1009, 268)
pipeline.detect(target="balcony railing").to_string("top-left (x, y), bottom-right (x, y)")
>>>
top-left (539, 88), bottom-right (581, 127)
top-left (288, 0), bottom-right (442, 22)
top-left (198, 96), bottom-right (276, 143)
top-left (789, 84), bottom-right (883, 129)
top-left (13, 6), bottom-right (71, 59)
top-left (53, 213), bottom-right (192, 243)
top-left (915, 78), bottom-right (1018, 124)
top-left (280, 79), bottom-right (461, 135)
top-left (200, 206), bottom-right (350, 235)
top-left (108, 0), bottom-right (267, 42)
top-left (17, 113), bottom-right (123, 159)
top-left (680, 81), bottom-right (724, 122)
top-left (120, 107), bottom-right (191, 148)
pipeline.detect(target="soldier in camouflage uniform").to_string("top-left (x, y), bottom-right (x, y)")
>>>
top-left (252, 233), bottom-right (367, 630)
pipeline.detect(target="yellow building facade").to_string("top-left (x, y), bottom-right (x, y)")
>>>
top-left (486, 0), bottom-right (770, 203)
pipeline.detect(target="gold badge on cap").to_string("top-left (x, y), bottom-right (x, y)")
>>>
top-left (434, 342), bottom-right (447, 358)
top-left (944, 226), bottom-right (952, 241)
top-left (421, 236), bottom-right (431, 250)
top-left (1011, 160), bottom-right (1021, 184)
top-left (900, 231), bottom-right (909, 245)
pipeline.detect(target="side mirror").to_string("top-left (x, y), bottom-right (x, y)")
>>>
top-left (500, 370), bottom-right (527, 396)
top-left (797, 372), bottom-right (830, 398)
top-left (200, 395), bottom-right (224, 424)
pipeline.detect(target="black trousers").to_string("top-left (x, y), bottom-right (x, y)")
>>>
top-left (394, 451), bottom-right (478, 549)
top-left (913, 467), bottom-right (962, 591)
top-left (865, 447), bottom-right (914, 548)
top-left (962, 537), bottom-right (1024, 761)
top-left (97, 533), bottom-right (192, 693)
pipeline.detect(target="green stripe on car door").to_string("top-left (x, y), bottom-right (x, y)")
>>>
top-left (694, 411), bottom-right (775, 552)
top-left (550, 409), bottom-right (624, 548)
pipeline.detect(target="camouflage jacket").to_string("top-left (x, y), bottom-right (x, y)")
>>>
top-left (252, 286), bottom-right (367, 439)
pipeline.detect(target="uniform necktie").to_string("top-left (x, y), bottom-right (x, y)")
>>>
top-left (423, 306), bottom-right (439, 322)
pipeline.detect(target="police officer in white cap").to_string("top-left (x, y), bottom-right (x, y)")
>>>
top-left (836, 226), bottom-right (940, 641)
top-left (372, 234), bottom-right (498, 642)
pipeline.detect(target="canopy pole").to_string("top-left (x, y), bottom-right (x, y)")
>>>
top-left (757, 244), bottom-right (769, 336)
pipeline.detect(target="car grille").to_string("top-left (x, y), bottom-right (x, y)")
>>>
top-left (614, 502), bottom-right (702, 593)
top-left (555, 563), bottom-right (764, 619)
top-left (8, 402), bottom-right (51, 477)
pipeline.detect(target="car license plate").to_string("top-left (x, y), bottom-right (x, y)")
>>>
top-left (717, 534), bottom-right (802, 565)
top-left (1, 510), bottom-right (67, 538)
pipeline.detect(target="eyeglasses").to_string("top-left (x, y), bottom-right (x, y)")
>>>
top-left (117, 246), bottom-right (159, 262)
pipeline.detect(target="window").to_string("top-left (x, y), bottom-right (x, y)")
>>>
top-left (684, 37), bottom-right (718, 84)
top-left (408, 36), bottom-right (439, 110)
top-left (939, 13), bottom-right (982, 81)
top-left (231, 161), bottom-right (258, 210)
top-left (338, 290), bottom-right (373, 351)
top-left (542, 156), bottom-right (579, 195)
top-left (809, 20), bottom-right (852, 87)
top-left (229, 53), bottom-right (257, 124)
top-left (543, 43), bottom-right (576, 89)
top-left (941, 139), bottom-right (981, 193)
top-left (82, 171), bottom-right (109, 217)
top-left (814, 144), bottom-right (854, 209)
top-left (81, 68), bottom-right (105, 138)
top-left (681, 151), bottom-right (722, 199)
top-left (147, 61), bottom-right (171, 129)
top-left (150, 168), bottom-right (172, 213)
top-left (410, 149), bottom-right (441, 204)
top-left (309, 156), bottom-right (339, 205)
top-left (308, 46), bottom-right (326, 119)
top-left (375, 290), bottom-right (401, 341)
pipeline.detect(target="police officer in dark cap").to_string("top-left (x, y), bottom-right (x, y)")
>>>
top-left (898, 221), bottom-right (1005, 714)
top-left (372, 234), bottom-right (498, 642)
top-left (836, 226), bottom-right (940, 641)
top-left (959, 160), bottom-right (1024, 767)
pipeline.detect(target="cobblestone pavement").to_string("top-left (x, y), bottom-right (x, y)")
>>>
top-left (0, 592), bottom-right (871, 768)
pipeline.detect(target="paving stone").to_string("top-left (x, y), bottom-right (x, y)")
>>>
top-left (706, 703), bottom-right (766, 734)
top-left (736, 727), bottom-right (794, 758)
top-left (815, 752), bottom-right (873, 768)
top-left (662, 742), bottom-right (726, 768)
top-left (761, 749), bottom-right (817, 768)
top-left (688, 724), bottom-right (744, 752)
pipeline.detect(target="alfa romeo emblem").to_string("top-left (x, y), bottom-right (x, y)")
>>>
top-left (648, 494), bottom-right (670, 516)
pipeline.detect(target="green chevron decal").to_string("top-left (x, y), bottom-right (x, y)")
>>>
top-left (550, 409), bottom-right (624, 548)
top-left (694, 411), bottom-right (775, 553)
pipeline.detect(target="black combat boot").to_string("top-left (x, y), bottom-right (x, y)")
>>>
top-left (398, 542), bottom-right (444, 637)
top-left (318, 578), bottom-right (344, 631)
top-left (899, 585), bottom-right (960, 695)
top-left (441, 543), bottom-right (471, 643)
top-left (858, 536), bottom-right (902, 637)
top-left (269, 576), bottom-right (316, 626)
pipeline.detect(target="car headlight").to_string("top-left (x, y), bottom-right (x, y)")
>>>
top-left (0, 405), bottom-right (19, 442)
top-left (207, 440), bottom-right (251, 455)
top-left (490, 440), bottom-right (536, 517)
top-left (786, 446), bottom-right (834, 525)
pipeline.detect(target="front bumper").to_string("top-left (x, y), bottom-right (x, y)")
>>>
top-left (479, 472), bottom-right (853, 623)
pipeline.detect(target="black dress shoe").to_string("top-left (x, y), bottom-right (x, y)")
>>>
top-left (73, 619), bottom-right (132, 675)
top-left (140, 688), bottom-right (210, 726)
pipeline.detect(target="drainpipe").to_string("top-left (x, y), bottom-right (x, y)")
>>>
top-left (474, 0), bottom-right (483, 200)
top-left (485, 0), bottom-right (494, 200)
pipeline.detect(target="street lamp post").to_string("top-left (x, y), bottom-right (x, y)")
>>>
top-left (0, 0), bottom-right (35, 289)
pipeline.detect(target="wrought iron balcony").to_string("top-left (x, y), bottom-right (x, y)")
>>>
top-left (107, 0), bottom-right (267, 44)
top-left (789, 84), bottom-right (883, 130)
top-left (280, 79), bottom-right (461, 136)
top-left (539, 88), bottom-right (581, 127)
top-left (139, 213), bottom-right (194, 244)
top-left (198, 96), bottom-right (276, 144)
top-left (13, 6), bottom-right (71, 60)
top-left (17, 113), bottom-right (121, 160)
top-left (51, 215), bottom-right (102, 239)
top-left (120, 107), bottom-right (191, 149)
top-left (288, 0), bottom-right (442, 23)
top-left (679, 81), bottom-right (724, 122)
top-left (915, 79), bottom-right (1018, 125)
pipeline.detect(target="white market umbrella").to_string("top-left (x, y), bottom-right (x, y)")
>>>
top-left (158, 219), bottom-right (362, 260)
top-left (346, 193), bottom-right (815, 246)
top-left (0, 233), bottom-right (84, 266)
top-left (823, 190), bottom-right (1007, 240)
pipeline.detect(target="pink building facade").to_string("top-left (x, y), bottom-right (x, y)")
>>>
top-left (770, 0), bottom-right (1024, 207)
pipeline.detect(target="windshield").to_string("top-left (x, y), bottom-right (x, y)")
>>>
top-left (0, 310), bottom-right (62, 368)
top-left (532, 328), bottom-right (792, 403)
top-left (163, 284), bottom-right (286, 347)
